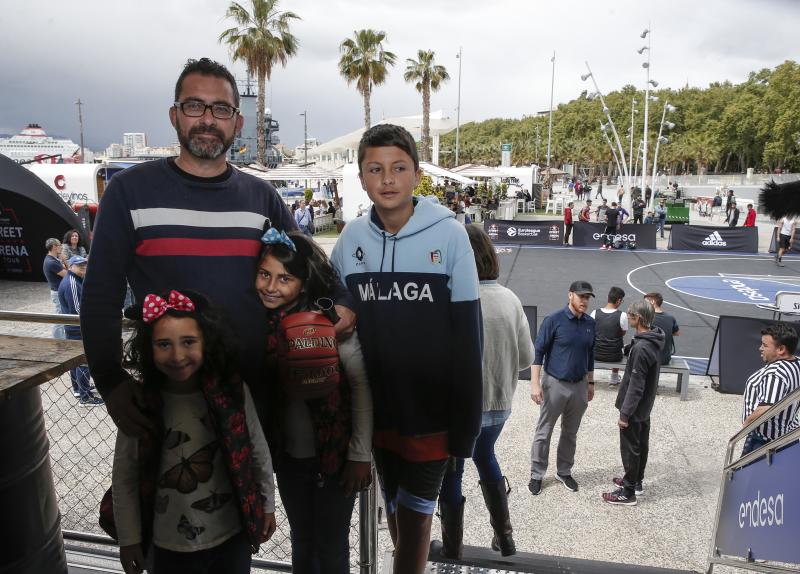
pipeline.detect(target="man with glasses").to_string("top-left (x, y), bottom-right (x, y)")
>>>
top-left (529, 281), bottom-right (596, 495)
top-left (81, 58), bottom-right (355, 438)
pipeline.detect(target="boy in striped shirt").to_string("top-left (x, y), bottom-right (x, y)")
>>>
top-left (741, 324), bottom-right (800, 455)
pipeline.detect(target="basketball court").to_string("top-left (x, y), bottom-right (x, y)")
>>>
top-left (495, 245), bottom-right (800, 371)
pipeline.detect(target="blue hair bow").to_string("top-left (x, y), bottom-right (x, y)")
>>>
top-left (260, 227), bottom-right (296, 251)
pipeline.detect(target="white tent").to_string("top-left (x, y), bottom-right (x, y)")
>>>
top-left (451, 165), bottom-right (506, 178)
top-left (238, 163), bottom-right (336, 181)
top-left (308, 111), bottom-right (456, 157)
top-left (419, 162), bottom-right (478, 185)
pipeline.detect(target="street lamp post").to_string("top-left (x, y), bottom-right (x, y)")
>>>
top-left (649, 102), bottom-right (676, 210)
top-left (455, 46), bottom-right (462, 167)
top-left (298, 110), bottom-right (308, 165)
top-left (639, 27), bottom-right (656, 196)
top-left (546, 51), bottom-right (555, 169)
top-left (628, 98), bottom-right (637, 194)
top-left (601, 123), bottom-right (623, 182)
top-left (582, 63), bottom-right (629, 202)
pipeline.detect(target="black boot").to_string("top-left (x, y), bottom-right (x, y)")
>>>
top-left (438, 496), bottom-right (465, 559)
top-left (480, 477), bottom-right (516, 556)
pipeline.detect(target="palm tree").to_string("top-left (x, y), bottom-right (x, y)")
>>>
top-left (338, 29), bottom-right (397, 131)
top-left (219, 0), bottom-right (300, 165)
top-left (404, 50), bottom-right (449, 162)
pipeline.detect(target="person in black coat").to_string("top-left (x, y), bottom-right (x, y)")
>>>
top-left (602, 299), bottom-right (664, 506)
top-left (728, 202), bottom-right (740, 227)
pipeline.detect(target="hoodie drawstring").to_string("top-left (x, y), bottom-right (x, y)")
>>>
top-left (379, 233), bottom-right (387, 273)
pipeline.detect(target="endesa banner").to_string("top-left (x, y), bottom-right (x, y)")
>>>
top-left (669, 224), bottom-right (758, 253)
top-left (484, 219), bottom-right (563, 245)
top-left (572, 222), bottom-right (657, 249)
top-left (714, 437), bottom-right (800, 565)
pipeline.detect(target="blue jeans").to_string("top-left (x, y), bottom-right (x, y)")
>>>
top-left (152, 530), bottom-right (251, 574)
top-left (276, 456), bottom-right (356, 574)
top-left (65, 331), bottom-right (92, 398)
top-left (50, 290), bottom-right (65, 339)
top-left (439, 413), bottom-right (509, 505)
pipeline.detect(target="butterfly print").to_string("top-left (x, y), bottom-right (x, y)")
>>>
top-left (177, 514), bottom-right (204, 540)
top-left (158, 442), bottom-right (218, 494)
top-left (154, 495), bottom-right (169, 514)
top-left (163, 428), bottom-right (191, 449)
top-left (190, 491), bottom-right (233, 513)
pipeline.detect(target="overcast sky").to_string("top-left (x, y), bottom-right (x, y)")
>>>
top-left (1, 0), bottom-right (798, 151)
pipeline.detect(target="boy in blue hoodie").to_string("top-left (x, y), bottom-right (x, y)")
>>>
top-left (331, 124), bottom-right (483, 573)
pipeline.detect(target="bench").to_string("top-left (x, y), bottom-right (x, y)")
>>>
top-left (594, 357), bottom-right (692, 401)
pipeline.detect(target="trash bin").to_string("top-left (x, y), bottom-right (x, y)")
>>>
top-left (0, 387), bottom-right (67, 574)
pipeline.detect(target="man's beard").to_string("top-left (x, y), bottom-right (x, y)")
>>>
top-left (176, 118), bottom-right (234, 160)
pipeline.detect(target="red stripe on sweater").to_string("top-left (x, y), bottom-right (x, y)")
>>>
top-left (373, 430), bottom-right (449, 462)
top-left (135, 238), bottom-right (262, 257)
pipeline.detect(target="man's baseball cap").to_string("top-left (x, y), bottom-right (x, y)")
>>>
top-left (67, 255), bottom-right (88, 266)
top-left (569, 280), bottom-right (595, 297)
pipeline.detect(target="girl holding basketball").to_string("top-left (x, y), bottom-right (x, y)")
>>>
top-left (106, 290), bottom-right (276, 574)
top-left (256, 227), bottom-right (372, 573)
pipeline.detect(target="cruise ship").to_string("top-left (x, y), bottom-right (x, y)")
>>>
top-left (0, 124), bottom-right (80, 163)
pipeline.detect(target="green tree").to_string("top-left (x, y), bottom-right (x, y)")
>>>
top-left (404, 50), bottom-right (449, 162)
top-left (219, 0), bottom-right (300, 165)
top-left (338, 29), bottom-right (397, 131)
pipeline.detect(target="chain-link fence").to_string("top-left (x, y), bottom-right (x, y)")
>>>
top-left (38, 369), bottom-right (368, 571)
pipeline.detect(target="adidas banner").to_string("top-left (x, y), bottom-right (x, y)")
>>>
top-left (572, 222), bottom-right (657, 249)
top-left (668, 225), bottom-right (758, 253)
top-left (484, 219), bottom-right (564, 245)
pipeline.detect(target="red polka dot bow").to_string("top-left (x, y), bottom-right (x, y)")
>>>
top-left (142, 290), bottom-right (196, 323)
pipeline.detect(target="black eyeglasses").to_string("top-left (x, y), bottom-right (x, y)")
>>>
top-left (174, 100), bottom-right (239, 120)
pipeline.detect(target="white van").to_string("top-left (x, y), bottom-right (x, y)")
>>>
top-left (24, 163), bottom-right (121, 205)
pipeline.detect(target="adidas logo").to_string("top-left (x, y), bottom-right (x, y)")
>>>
top-left (702, 231), bottom-right (727, 247)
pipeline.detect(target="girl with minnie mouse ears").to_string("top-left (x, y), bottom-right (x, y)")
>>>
top-left (103, 289), bottom-right (276, 574)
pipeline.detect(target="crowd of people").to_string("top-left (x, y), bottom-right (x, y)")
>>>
top-left (35, 57), bottom-right (799, 574)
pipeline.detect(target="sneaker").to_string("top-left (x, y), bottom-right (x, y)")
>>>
top-left (71, 388), bottom-right (81, 398)
top-left (609, 373), bottom-right (621, 386)
top-left (555, 473), bottom-right (579, 492)
top-left (602, 488), bottom-right (637, 506)
top-left (527, 478), bottom-right (542, 495)
top-left (79, 394), bottom-right (105, 407)
top-left (599, 245), bottom-right (607, 250)
top-left (777, 260), bottom-right (785, 267)
top-left (612, 477), bottom-right (643, 495)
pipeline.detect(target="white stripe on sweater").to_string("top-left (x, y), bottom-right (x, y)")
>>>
top-left (130, 208), bottom-right (267, 231)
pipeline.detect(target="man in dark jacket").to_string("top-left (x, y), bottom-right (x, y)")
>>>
top-left (632, 197), bottom-right (646, 225)
top-left (602, 299), bottom-right (664, 506)
top-left (59, 256), bottom-right (104, 406)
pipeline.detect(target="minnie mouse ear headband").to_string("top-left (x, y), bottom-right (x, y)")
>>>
top-left (123, 289), bottom-right (208, 323)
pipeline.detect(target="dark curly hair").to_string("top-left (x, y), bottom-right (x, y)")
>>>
top-left (123, 290), bottom-right (240, 387)
top-left (257, 231), bottom-right (341, 318)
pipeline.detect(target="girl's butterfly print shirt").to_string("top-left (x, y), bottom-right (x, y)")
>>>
top-left (151, 391), bottom-right (241, 551)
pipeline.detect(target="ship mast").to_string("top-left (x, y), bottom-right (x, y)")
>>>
top-left (75, 98), bottom-right (85, 163)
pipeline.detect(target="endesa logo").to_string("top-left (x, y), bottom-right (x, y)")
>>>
top-left (593, 232), bottom-right (636, 242)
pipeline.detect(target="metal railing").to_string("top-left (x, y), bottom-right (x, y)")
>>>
top-left (0, 311), bottom-right (379, 573)
top-left (706, 386), bottom-right (800, 574)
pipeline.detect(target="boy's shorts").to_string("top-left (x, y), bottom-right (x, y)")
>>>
top-left (373, 447), bottom-right (448, 516)
top-left (779, 233), bottom-right (792, 250)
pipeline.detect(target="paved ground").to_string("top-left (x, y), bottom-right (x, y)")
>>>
top-left (1, 232), bottom-right (765, 572)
